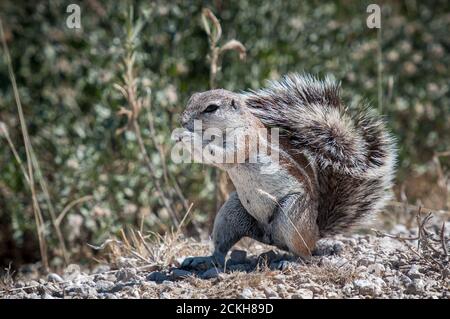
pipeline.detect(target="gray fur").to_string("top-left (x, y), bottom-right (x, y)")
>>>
top-left (179, 73), bottom-right (397, 265)
top-left (243, 73), bottom-right (397, 236)
top-left (227, 154), bottom-right (304, 225)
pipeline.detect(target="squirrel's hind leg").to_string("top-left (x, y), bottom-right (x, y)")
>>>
top-left (269, 193), bottom-right (320, 258)
top-left (181, 192), bottom-right (267, 270)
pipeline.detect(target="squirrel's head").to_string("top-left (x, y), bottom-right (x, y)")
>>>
top-left (180, 89), bottom-right (247, 132)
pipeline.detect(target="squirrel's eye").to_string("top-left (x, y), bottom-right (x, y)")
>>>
top-left (203, 104), bottom-right (219, 113)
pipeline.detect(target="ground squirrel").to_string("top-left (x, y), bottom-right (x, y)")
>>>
top-left (175, 73), bottom-right (396, 269)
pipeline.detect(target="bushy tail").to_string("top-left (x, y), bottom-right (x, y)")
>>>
top-left (244, 73), bottom-right (396, 236)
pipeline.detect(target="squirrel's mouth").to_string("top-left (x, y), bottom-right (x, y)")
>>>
top-left (180, 117), bottom-right (194, 132)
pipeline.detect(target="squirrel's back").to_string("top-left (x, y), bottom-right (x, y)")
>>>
top-left (244, 73), bottom-right (396, 237)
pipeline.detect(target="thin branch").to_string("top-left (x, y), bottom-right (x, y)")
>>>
top-left (0, 19), bottom-right (48, 270)
top-left (56, 195), bottom-right (94, 227)
top-left (387, 200), bottom-right (450, 216)
top-left (440, 222), bottom-right (448, 257)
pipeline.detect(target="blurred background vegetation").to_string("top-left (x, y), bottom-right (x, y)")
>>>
top-left (0, 0), bottom-right (449, 270)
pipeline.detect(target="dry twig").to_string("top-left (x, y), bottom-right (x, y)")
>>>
top-left (373, 206), bottom-right (448, 278)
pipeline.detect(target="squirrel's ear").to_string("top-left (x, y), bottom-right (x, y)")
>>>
top-left (231, 99), bottom-right (238, 110)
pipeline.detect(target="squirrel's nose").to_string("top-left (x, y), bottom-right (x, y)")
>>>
top-left (180, 113), bottom-right (195, 132)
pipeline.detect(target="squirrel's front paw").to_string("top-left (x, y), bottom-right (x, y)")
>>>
top-left (180, 255), bottom-right (224, 270)
top-left (172, 129), bottom-right (194, 143)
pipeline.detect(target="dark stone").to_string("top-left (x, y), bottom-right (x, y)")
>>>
top-left (95, 280), bottom-right (114, 293)
top-left (116, 268), bottom-right (137, 282)
top-left (147, 271), bottom-right (169, 283)
top-left (109, 283), bottom-right (125, 293)
top-left (65, 285), bottom-right (86, 295)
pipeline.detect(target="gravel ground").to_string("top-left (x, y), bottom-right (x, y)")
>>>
top-left (1, 219), bottom-right (449, 299)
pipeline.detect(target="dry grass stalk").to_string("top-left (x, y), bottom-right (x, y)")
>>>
top-left (115, 6), bottom-right (193, 229)
top-left (377, 26), bottom-right (383, 113)
top-left (1, 19), bottom-right (49, 270)
top-left (0, 19), bottom-right (74, 267)
top-left (201, 8), bottom-right (247, 212)
top-left (145, 105), bottom-right (191, 216)
top-left (373, 207), bottom-right (449, 278)
top-left (90, 230), bottom-right (179, 268)
top-left (89, 202), bottom-right (195, 268)
top-left (0, 264), bottom-right (14, 291)
top-left (433, 150), bottom-right (450, 210)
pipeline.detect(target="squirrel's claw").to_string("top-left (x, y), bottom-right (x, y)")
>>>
top-left (171, 129), bottom-right (194, 143)
top-left (180, 255), bottom-right (224, 270)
